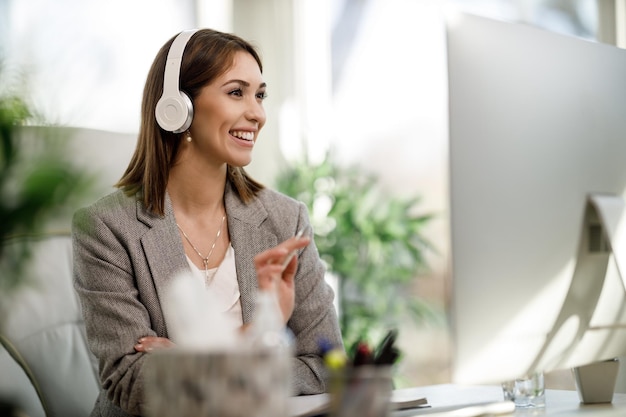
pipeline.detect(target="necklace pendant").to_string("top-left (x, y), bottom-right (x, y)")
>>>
top-left (203, 259), bottom-right (210, 279)
top-left (176, 215), bottom-right (227, 285)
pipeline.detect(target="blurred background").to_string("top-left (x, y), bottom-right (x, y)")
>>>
top-left (1, 0), bottom-right (624, 389)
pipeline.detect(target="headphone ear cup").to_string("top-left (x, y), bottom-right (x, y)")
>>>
top-left (155, 90), bottom-right (194, 133)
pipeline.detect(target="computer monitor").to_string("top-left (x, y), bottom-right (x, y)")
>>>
top-left (446, 11), bottom-right (626, 386)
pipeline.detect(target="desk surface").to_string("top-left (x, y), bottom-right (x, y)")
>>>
top-left (393, 384), bottom-right (626, 416)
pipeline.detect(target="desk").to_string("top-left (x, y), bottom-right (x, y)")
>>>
top-left (392, 384), bottom-right (626, 416)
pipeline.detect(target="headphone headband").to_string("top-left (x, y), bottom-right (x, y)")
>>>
top-left (155, 29), bottom-right (199, 133)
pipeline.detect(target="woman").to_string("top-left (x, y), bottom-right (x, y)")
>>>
top-left (73, 28), bottom-right (343, 417)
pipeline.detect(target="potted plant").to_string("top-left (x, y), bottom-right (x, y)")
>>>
top-left (0, 92), bottom-right (92, 294)
top-left (0, 68), bottom-right (94, 414)
top-left (276, 152), bottom-right (441, 355)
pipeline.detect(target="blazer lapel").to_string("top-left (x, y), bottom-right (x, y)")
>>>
top-left (136, 193), bottom-right (188, 335)
top-left (225, 184), bottom-right (277, 323)
top-left (133, 185), bottom-right (279, 329)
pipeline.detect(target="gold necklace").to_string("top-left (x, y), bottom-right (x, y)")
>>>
top-left (177, 215), bottom-right (226, 280)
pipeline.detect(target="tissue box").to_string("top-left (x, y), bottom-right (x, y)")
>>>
top-left (144, 348), bottom-right (291, 417)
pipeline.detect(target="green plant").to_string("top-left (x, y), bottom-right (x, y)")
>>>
top-left (0, 77), bottom-right (93, 295)
top-left (276, 153), bottom-right (440, 354)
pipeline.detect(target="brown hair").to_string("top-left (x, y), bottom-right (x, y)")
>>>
top-left (116, 29), bottom-right (265, 216)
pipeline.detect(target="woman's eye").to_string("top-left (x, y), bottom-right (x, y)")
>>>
top-left (256, 91), bottom-right (268, 101)
top-left (228, 88), bottom-right (243, 97)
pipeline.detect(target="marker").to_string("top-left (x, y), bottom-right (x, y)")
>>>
top-left (352, 341), bottom-right (373, 367)
top-left (318, 339), bottom-right (348, 370)
top-left (325, 348), bottom-right (348, 370)
top-left (374, 329), bottom-right (400, 366)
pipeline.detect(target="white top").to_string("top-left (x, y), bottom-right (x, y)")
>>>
top-left (185, 244), bottom-right (243, 330)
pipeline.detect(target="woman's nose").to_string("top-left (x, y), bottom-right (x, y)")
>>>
top-left (245, 99), bottom-right (266, 127)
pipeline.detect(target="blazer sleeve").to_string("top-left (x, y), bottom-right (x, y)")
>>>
top-left (72, 203), bottom-right (154, 416)
top-left (288, 201), bottom-right (345, 394)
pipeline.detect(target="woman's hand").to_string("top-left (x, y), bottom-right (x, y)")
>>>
top-left (134, 336), bottom-right (175, 353)
top-left (253, 232), bottom-right (311, 324)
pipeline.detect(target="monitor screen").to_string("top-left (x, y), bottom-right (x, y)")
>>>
top-left (446, 11), bottom-right (626, 385)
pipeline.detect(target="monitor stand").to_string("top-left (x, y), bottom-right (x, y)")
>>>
top-left (571, 194), bottom-right (626, 404)
top-left (573, 358), bottom-right (620, 404)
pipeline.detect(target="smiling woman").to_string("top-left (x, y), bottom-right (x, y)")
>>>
top-left (72, 28), bottom-right (343, 417)
top-left (181, 51), bottom-right (267, 170)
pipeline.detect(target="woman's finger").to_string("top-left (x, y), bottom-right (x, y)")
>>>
top-left (256, 263), bottom-right (284, 290)
top-left (283, 251), bottom-right (298, 278)
top-left (254, 247), bottom-right (289, 268)
top-left (254, 236), bottom-right (310, 267)
top-left (134, 336), bottom-right (175, 353)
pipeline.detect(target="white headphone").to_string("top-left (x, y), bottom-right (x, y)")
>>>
top-left (155, 29), bottom-right (199, 133)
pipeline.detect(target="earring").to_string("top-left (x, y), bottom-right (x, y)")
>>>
top-left (185, 131), bottom-right (192, 143)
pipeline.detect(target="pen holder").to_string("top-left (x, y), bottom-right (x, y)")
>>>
top-left (328, 366), bottom-right (393, 417)
top-left (144, 348), bottom-right (291, 417)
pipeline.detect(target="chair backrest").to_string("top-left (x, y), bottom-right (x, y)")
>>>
top-left (0, 338), bottom-right (44, 417)
top-left (0, 233), bottom-right (99, 417)
top-left (0, 126), bottom-right (138, 416)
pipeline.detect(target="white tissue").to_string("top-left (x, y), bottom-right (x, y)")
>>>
top-left (162, 271), bottom-right (240, 350)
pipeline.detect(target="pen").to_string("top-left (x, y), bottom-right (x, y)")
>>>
top-left (281, 227), bottom-right (308, 267)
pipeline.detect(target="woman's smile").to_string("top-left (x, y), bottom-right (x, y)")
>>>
top-left (229, 129), bottom-right (256, 147)
top-left (187, 50), bottom-right (266, 167)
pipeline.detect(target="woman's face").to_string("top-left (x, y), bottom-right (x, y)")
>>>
top-left (188, 50), bottom-right (267, 168)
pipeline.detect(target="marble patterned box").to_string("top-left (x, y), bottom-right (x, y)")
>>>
top-left (144, 349), bottom-right (291, 417)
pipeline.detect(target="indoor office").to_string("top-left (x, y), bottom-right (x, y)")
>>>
top-left (1, 0), bottom-right (626, 416)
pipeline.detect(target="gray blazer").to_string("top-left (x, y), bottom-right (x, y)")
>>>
top-left (72, 182), bottom-right (343, 417)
